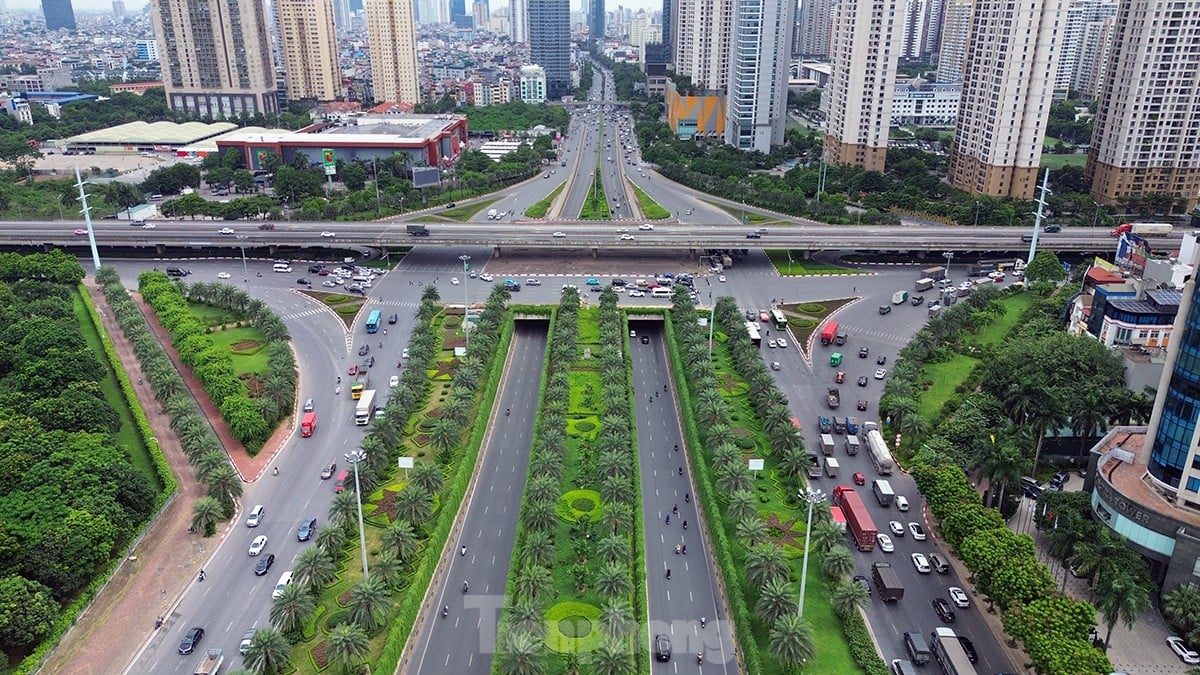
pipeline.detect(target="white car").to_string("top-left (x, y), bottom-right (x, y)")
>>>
top-left (718, 274), bottom-right (726, 282)
top-left (638, 223), bottom-right (654, 231)
top-left (248, 535), bottom-right (268, 556)
top-left (401, 348), bottom-right (409, 359)
top-left (908, 522), bottom-right (928, 540)
top-left (142, 222), bottom-right (156, 229)
top-left (766, 339), bottom-right (777, 348)
top-left (875, 369), bottom-right (888, 380)
top-left (620, 234), bottom-right (635, 240)
top-left (526, 279), bottom-right (542, 286)
top-left (480, 273), bottom-right (494, 282)
top-left (218, 227), bottom-right (235, 235)
top-left (627, 289), bottom-right (645, 297)
top-left (777, 338), bottom-right (788, 348)
top-left (948, 587), bottom-right (971, 609)
top-left (888, 521), bottom-right (905, 537)
top-left (321, 231), bottom-right (335, 238)
top-left (1167, 636), bottom-right (1200, 665)
top-left (321, 280), bottom-right (338, 287)
top-left (217, 272), bottom-right (231, 279)
top-left (988, 270), bottom-right (1006, 280)
top-left (911, 552), bottom-right (931, 574)
top-left (450, 277), bottom-right (459, 285)
top-left (553, 231), bottom-right (567, 238)
top-left (876, 533), bottom-right (894, 553)
top-left (389, 375), bottom-right (399, 388)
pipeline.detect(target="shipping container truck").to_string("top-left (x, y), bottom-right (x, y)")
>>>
top-left (355, 390), bottom-right (376, 426)
top-left (820, 321), bottom-right (839, 345)
top-left (872, 562), bottom-right (904, 602)
top-left (872, 479), bottom-right (895, 507)
top-left (1112, 222), bottom-right (1173, 237)
top-left (193, 649), bottom-right (224, 675)
top-left (921, 266), bottom-right (947, 280)
top-left (301, 411), bottom-right (316, 437)
top-left (915, 278), bottom-right (935, 292)
top-left (834, 485), bottom-right (877, 551)
top-left (820, 434), bottom-right (836, 456)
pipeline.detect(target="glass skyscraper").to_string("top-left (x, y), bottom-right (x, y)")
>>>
top-left (529, 0), bottom-right (570, 99)
top-left (1150, 267), bottom-right (1200, 492)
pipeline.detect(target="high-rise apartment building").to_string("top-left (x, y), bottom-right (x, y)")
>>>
top-left (724, 0), bottom-right (795, 152)
top-left (472, 1), bottom-right (488, 26)
top-left (935, 0), bottom-right (971, 83)
top-left (824, 0), bottom-right (901, 171)
top-left (1087, 0), bottom-right (1200, 211)
top-left (1056, 0), bottom-right (1117, 93)
top-left (135, 39), bottom-right (160, 61)
top-left (152, 0), bottom-right (278, 116)
top-left (529, 0), bottom-right (570, 99)
top-left (589, 0), bottom-right (605, 40)
top-left (112, 0), bottom-right (125, 17)
top-left (415, 0), bottom-right (447, 24)
top-left (519, 64), bottom-right (546, 102)
top-left (794, 0), bottom-right (835, 58)
top-left (277, 0), bottom-right (342, 101)
top-left (662, 0), bottom-right (674, 57)
top-left (332, 0), bottom-right (351, 33)
top-left (42, 0), bottom-right (76, 30)
top-left (510, 0), bottom-right (529, 42)
top-left (899, 0), bottom-right (943, 59)
top-left (1072, 16), bottom-right (1114, 100)
top-left (947, 0), bottom-right (1064, 200)
top-left (450, 0), bottom-right (473, 26)
top-left (675, 0), bottom-right (734, 90)
top-left (365, 0), bottom-right (421, 103)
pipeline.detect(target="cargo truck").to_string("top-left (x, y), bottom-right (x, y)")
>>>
top-left (872, 479), bottom-right (895, 507)
top-left (806, 453), bottom-right (822, 479)
top-left (834, 332), bottom-right (848, 346)
top-left (871, 562), bottom-right (905, 602)
top-left (301, 411), bottom-right (316, 437)
top-left (847, 417), bottom-right (860, 434)
top-left (193, 649), bottom-right (224, 675)
top-left (406, 224), bottom-right (430, 236)
top-left (930, 627), bottom-right (977, 675)
top-left (892, 290), bottom-right (909, 305)
top-left (820, 321), bottom-right (839, 345)
top-left (824, 457), bottom-right (840, 478)
top-left (351, 371), bottom-right (369, 399)
top-left (1111, 222), bottom-right (1173, 237)
top-left (486, 208), bottom-right (498, 219)
top-left (820, 434), bottom-right (836, 456)
top-left (833, 416), bottom-right (847, 434)
top-left (827, 388), bottom-right (841, 409)
top-left (865, 422), bottom-right (895, 475)
top-left (845, 435), bottom-right (861, 455)
top-left (834, 485), bottom-right (877, 551)
top-left (920, 266), bottom-right (947, 280)
top-left (355, 390), bottom-right (376, 426)
top-left (915, 278), bottom-right (935, 292)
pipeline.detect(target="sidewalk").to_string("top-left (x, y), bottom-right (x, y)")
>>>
top-left (39, 280), bottom-right (291, 674)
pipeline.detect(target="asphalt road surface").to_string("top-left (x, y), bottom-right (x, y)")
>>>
top-left (630, 322), bottom-right (736, 672)
top-left (406, 326), bottom-right (547, 674)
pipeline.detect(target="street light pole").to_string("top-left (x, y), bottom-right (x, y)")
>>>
top-left (707, 292), bottom-right (715, 356)
top-left (237, 236), bottom-right (249, 287)
top-left (459, 254), bottom-right (471, 348)
top-left (343, 450), bottom-right (370, 579)
top-left (797, 488), bottom-right (826, 619)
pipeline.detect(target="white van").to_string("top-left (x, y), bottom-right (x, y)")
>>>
top-left (272, 263), bottom-right (292, 273)
top-left (273, 571), bottom-right (294, 599)
top-left (351, 274), bottom-right (373, 284)
top-left (651, 287), bottom-right (672, 298)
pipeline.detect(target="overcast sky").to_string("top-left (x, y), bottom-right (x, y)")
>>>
top-left (6, 0), bottom-right (661, 15)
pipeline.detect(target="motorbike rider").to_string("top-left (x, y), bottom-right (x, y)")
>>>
top-left (273, 466), bottom-right (279, 476)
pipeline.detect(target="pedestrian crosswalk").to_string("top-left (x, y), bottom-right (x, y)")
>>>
top-left (284, 307), bottom-right (328, 320)
top-left (844, 326), bottom-right (910, 345)
top-left (371, 299), bottom-right (420, 309)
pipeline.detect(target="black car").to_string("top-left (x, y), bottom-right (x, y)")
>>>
top-left (388, 313), bottom-right (398, 324)
top-left (640, 335), bottom-right (649, 344)
top-left (611, 278), bottom-right (626, 286)
top-left (958, 636), bottom-right (978, 663)
top-left (366, 356), bottom-right (375, 368)
top-left (655, 634), bottom-right (672, 661)
top-left (932, 597), bottom-right (956, 623)
top-left (858, 376), bottom-right (869, 387)
top-left (590, 285), bottom-right (603, 292)
top-left (358, 344), bottom-right (370, 356)
top-left (444, 202), bottom-right (457, 208)
top-left (859, 347), bottom-right (870, 358)
top-left (178, 626), bottom-right (205, 654)
top-left (1044, 224), bottom-right (1062, 233)
top-left (254, 553), bottom-right (275, 576)
top-left (308, 264), bottom-right (324, 274)
top-left (297, 517), bottom-right (317, 541)
top-left (296, 277), bottom-right (310, 286)
top-left (877, 355), bottom-right (887, 365)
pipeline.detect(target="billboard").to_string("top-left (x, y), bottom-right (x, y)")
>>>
top-left (412, 166), bottom-right (441, 188)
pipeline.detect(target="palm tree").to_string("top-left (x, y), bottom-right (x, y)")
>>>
top-left (410, 461), bottom-right (445, 494)
top-left (1164, 585), bottom-right (1200, 635)
top-left (270, 582), bottom-right (315, 635)
top-left (205, 463), bottom-right (243, 509)
top-left (525, 500), bottom-right (559, 533)
top-left (395, 487), bottom-right (434, 525)
top-left (316, 524), bottom-right (348, 557)
top-left (727, 489), bottom-right (758, 522)
top-left (293, 546), bottom-right (336, 594)
top-left (522, 530), bottom-right (556, 567)
top-left (584, 639), bottom-right (633, 675)
top-left (755, 577), bottom-right (796, 624)
top-left (1073, 530), bottom-right (1128, 591)
top-left (768, 614), bottom-right (816, 668)
top-left (326, 623), bottom-right (370, 673)
top-left (979, 441), bottom-right (1027, 508)
top-left (717, 464), bottom-right (754, 494)
top-left (430, 417), bottom-right (461, 456)
top-left (329, 490), bottom-right (360, 530)
top-left (507, 598), bottom-right (548, 638)
top-left (497, 630), bottom-right (545, 675)
top-left (373, 549), bottom-right (404, 588)
top-left (735, 516), bottom-right (770, 548)
top-left (191, 496), bottom-right (224, 537)
top-left (243, 627), bottom-right (291, 675)
top-left (596, 533), bottom-right (628, 564)
top-left (382, 520), bottom-right (421, 560)
top-left (595, 562), bottom-right (632, 600)
top-left (526, 474), bottom-right (560, 504)
top-left (810, 521), bottom-right (845, 554)
top-left (821, 545), bottom-right (855, 580)
top-left (744, 543), bottom-right (789, 589)
top-left (1096, 573), bottom-right (1151, 647)
top-left (831, 579), bottom-right (870, 616)
top-left (513, 564), bottom-right (553, 602)
top-left (598, 599), bottom-right (635, 639)
top-left (348, 576), bottom-right (390, 632)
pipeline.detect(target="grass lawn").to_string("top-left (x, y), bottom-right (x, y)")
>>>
top-left (630, 182), bottom-right (670, 219)
top-left (1040, 153), bottom-right (1086, 169)
top-left (799, 563), bottom-right (859, 673)
top-left (766, 250), bottom-right (862, 276)
top-left (916, 355), bottom-right (979, 420)
top-left (207, 326), bottom-right (271, 379)
top-left (74, 290), bottom-right (160, 489)
top-left (579, 179), bottom-right (611, 220)
top-left (702, 200), bottom-right (781, 225)
top-left (525, 183), bottom-right (565, 219)
top-left (440, 198), bottom-right (500, 222)
top-left (968, 292), bottom-right (1036, 346)
top-left (187, 302), bottom-right (239, 327)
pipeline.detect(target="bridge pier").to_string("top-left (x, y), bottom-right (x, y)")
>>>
top-left (493, 245), bottom-right (502, 258)
top-left (591, 247), bottom-right (598, 259)
top-left (156, 243), bottom-right (166, 256)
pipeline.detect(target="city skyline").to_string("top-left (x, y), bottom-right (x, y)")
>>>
top-left (2, 0), bottom-right (660, 13)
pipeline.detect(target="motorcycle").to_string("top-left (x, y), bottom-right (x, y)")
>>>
top-left (683, 520), bottom-right (688, 530)
top-left (442, 606), bottom-right (449, 619)
top-left (273, 466), bottom-right (279, 476)
top-left (675, 544), bottom-right (681, 555)
top-left (462, 581), bottom-right (469, 593)
top-left (460, 545), bottom-right (467, 556)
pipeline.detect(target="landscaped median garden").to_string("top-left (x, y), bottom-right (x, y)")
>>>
top-left (230, 284), bottom-right (514, 673)
top-left (664, 290), bottom-right (884, 674)
top-left (493, 287), bottom-right (646, 673)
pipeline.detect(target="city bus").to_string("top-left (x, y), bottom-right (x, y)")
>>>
top-left (744, 321), bottom-right (762, 348)
top-left (365, 310), bottom-right (382, 334)
top-left (770, 308), bottom-right (788, 330)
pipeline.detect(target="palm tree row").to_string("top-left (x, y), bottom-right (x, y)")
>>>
top-left (95, 266), bottom-right (242, 534)
top-left (669, 291), bottom-right (817, 670)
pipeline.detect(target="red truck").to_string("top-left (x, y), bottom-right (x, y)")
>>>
top-left (834, 485), bottom-right (877, 551)
top-left (301, 411), bottom-right (316, 437)
top-left (820, 321), bottom-right (839, 345)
